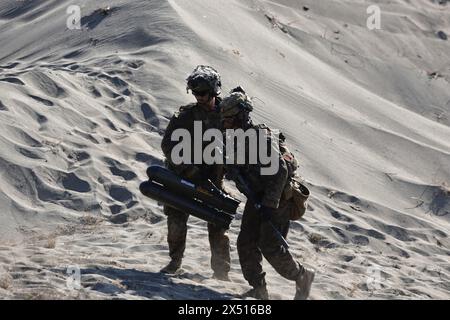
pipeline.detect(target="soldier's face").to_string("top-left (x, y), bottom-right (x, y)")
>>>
top-left (221, 117), bottom-right (233, 129)
top-left (193, 91), bottom-right (214, 109)
top-left (221, 117), bottom-right (239, 130)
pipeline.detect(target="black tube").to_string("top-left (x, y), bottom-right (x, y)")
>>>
top-left (146, 166), bottom-right (239, 215)
top-left (139, 181), bottom-right (233, 229)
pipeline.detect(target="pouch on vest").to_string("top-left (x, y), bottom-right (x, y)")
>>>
top-left (283, 177), bottom-right (310, 220)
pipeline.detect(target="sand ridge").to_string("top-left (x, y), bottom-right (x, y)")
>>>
top-left (0, 0), bottom-right (449, 299)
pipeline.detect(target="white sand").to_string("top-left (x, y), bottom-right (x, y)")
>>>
top-left (0, 0), bottom-right (449, 299)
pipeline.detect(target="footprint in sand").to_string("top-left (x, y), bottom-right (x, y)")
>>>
top-left (381, 224), bottom-right (415, 242)
top-left (367, 229), bottom-right (386, 240)
top-left (73, 130), bottom-right (100, 144)
top-left (28, 71), bottom-right (67, 98)
top-left (16, 146), bottom-right (44, 160)
top-left (90, 87), bottom-right (102, 97)
top-left (0, 62), bottom-right (20, 69)
top-left (385, 242), bottom-right (411, 258)
top-left (135, 152), bottom-right (156, 164)
top-left (98, 73), bottom-right (128, 89)
top-left (141, 103), bottom-right (160, 127)
top-left (0, 77), bottom-right (25, 85)
top-left (126, 60), bottom-right (144, 69)
top-left (331, 226), bottom-right (350, 244)
top-left (67, 150), bottom-right (91, 163)
top-left (109, 166), bottom-right (137, 181)
top-left (62, 172), bottom-right (91, 193)
top-left (327, 206), bottom-right (353, 222)
top-left (36, 114), bottom-right (48, 124)
top-left (345, 223), bottom-right (386, 241)
top-left (28, 94), bottom-right (54, 107)
top-left (341, 255), bottom-right (356, 262)
top-left (62, 49), bottom-right (84, 60)
top-left (102, 118), bottom-right (119, 132)
top-left (103, 157), bottom-right (137, 181)
top-left (109, 204), bottom-right (123, 215)
top-left (109, 213), bottom-right (129, 224)
top-left (351, 235), bottom-right (370, 246)
top-left (0, 100), bottom-right (8, 111)
top-left (108, 185), bottom-right (133, 203)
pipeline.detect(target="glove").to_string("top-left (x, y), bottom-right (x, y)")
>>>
top-left (259, 205), bottom-right (276, 221)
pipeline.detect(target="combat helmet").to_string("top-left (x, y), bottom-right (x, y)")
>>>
top-left (186, 65), bottom-right (222, 96)
top-left (220, 90), bottom-right (253, 119)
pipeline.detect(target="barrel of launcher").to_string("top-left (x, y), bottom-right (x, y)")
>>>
top-left (140, 166), bottom-right (240, 229)
top-left (146, 166), bottom-right (240, 215)
top-left (139, 180), bottom-right (233, 229)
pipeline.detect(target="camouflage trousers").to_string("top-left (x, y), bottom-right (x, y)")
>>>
top-left (237, 199), bottom-right (304, 288)
top-left (163, 205), bottom-right (231, 275)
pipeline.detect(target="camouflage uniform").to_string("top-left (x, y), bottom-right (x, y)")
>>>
top-left (226, 124), bottom-right (304, 289)
top-left (161, 99), bottom-right (230, 276)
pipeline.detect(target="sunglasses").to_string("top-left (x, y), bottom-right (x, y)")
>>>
top-left (192, 90), bottom-right (209, 97)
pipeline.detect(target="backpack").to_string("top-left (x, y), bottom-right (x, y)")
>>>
top-left (282, 175), bottom-right (310, 220)
top-left (278, 132), bottom-right (310, 220)
top-left (253, 124), bottom-right (310, 220)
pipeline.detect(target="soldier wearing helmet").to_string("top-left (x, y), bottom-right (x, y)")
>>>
top-left (160, 65), bottom-right (230, 280)
top-left (220, 88), bottom-right (253, 130)
top-left (186, 65), bottom-right (222, 96)
top-left (219, 89), bottom-right (315, 300)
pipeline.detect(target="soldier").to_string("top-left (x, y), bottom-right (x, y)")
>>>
top-left (220, 90), bottom-right (315, 299)
top-left (159, 65), bottom-right (230, 281)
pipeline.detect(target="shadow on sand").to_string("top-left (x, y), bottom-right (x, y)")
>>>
top-left (80, 266), bottom-right (237, 300)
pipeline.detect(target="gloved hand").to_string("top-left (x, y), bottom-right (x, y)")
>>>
top-left (259, 205), bottom-right (276, 221)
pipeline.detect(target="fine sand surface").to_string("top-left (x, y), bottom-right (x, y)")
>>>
top-left (0, 0), bottom-right (449, 299)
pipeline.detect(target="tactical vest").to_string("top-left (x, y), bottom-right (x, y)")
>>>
top-left (254, 124), bottom-right (309, 220)
top-left (253, 124), bottom-right (299, 179)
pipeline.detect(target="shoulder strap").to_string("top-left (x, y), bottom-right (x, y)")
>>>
top-left (179, 103), bottom-right (196, 112)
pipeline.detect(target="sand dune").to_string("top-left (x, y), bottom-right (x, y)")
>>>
top-left (0, 0), bottom-right (449, 299)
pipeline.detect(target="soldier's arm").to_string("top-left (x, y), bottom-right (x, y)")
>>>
top-left (224, 165), bottom-right (247, 196)
top-left (161, 111), bottom-right (193, 176)
top-left (259, 131), bottom-right (289, 209)
top-left (260, 156), bottom-right (288, 209)
top-left (212, 164), bottom-right (225, 190)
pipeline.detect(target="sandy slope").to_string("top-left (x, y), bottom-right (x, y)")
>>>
top-left (0, 0), bottom-right (449, 299)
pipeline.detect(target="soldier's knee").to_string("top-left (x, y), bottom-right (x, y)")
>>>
top-left (237, 232), bottom-right (254, 250)
top-left (165, 206), bottom-right (188, 221)
top-left (258, 238), bottom-right (280, 256)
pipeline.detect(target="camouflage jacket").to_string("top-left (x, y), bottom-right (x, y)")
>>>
top-left (161, 99), bottom-right (224, 186)
top-left (225, 124), bottom-right (296, 209)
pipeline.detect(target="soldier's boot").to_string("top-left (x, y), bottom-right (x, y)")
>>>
top-left (294, 267), bottom-right (315, 300)
top-left (240, 285), bottom-right (269, 300)
top-left (208, 222), bottom-right (231, 282)
top-left (160, 259), bottom-right (182, 274)
top-left (162, 207), bottom-right (188, 275)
